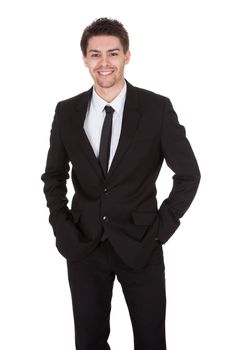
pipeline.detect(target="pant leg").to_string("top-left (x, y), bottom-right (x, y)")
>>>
top-left (66, 241), bottom-right (115, 350)
top-left (113, 243), bottom-right (167, 350)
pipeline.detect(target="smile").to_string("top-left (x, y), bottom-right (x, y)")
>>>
top-left (97, 70), bottom-right (114, 76)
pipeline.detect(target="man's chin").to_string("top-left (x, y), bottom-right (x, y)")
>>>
top-left (95, 77), bottom-right (116, 89)
top-left (96, 82), bottom-right (115, 89)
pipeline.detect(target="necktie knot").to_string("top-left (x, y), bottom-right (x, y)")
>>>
top-left (104, 105), bottom-right (115, 115)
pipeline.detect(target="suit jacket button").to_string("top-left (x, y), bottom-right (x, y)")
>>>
top-left (102, 216), bottom-right (109, 222)
top-left (104, 188), bottom-right (109, 194)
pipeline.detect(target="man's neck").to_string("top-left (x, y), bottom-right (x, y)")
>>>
top-left (94, 79), bottom-right (125, 103)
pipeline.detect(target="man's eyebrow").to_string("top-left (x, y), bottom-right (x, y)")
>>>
top-left (88, 48), bottom-right (120, 53)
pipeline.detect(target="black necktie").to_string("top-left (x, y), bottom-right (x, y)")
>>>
top-left (98, 105), bottom-right (115, 176)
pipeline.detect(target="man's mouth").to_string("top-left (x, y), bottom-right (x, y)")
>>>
top-left (97, 70), bottom-right (114, 76)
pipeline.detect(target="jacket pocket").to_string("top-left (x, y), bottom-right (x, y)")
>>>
top-left (131, 210), bottom-right (157, 226)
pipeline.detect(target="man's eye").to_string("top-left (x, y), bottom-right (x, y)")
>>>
top-left (91, 54), bottom-right (100, 57)
top-left (111, 53), bottom-right (118, 56)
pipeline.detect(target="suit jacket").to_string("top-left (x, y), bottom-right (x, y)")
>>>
top-left (41, 79), bottom-right (201, 269)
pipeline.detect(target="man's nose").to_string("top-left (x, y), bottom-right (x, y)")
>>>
top-left (100, 55), bottom-right (110, 66)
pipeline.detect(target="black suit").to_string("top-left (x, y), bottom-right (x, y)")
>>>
top-left (41, 79), bottom-right (200, 349)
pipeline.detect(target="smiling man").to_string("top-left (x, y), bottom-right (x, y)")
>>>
top-left (41, 18), bottom-right (200, 350)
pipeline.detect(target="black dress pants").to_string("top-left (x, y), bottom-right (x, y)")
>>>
top-left (66, 239), bottom-right (166, 350)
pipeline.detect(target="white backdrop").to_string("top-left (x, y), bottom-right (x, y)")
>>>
top-left (1, 0), bottom-right (232, 349)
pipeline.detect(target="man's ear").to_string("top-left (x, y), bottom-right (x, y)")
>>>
top-left (125, 50), bottom-right (131, 65)
top-left (82, 56), bottom-right (88, 67)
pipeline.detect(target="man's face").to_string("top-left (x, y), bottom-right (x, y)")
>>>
top-left (83, 35), bottom-right (130, 89)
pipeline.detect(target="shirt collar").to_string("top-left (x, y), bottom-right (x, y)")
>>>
top-left (92, 80), bottom-right (127, 115)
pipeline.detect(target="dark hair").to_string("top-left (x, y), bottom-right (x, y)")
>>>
top-left (80, 17), bottom-right (129, 57)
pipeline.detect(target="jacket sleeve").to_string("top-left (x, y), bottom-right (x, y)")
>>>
top-left (41, 102), bottom-right (71, 234)
top-left (156, 98), bottom-right (201, 243)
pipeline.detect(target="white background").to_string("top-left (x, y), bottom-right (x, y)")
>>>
top-left (1, 0), bottom-right (232, 349)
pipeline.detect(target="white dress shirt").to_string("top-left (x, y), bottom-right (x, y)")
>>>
top-left (83, 80), bottom-right (127, 172)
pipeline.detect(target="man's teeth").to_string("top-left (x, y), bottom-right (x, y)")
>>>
top-left (98, 71), bottom-right (113, 75)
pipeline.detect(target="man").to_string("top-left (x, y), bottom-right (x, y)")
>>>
top-left (41, 17), bottom-right (200, 350)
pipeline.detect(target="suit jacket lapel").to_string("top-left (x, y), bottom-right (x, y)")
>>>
top-left (107, 80), bottom-right (141, 180)
top-left (74, 87), bottom-right (104, 179)
top-left (74, 79), bottom-right (142, 181)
